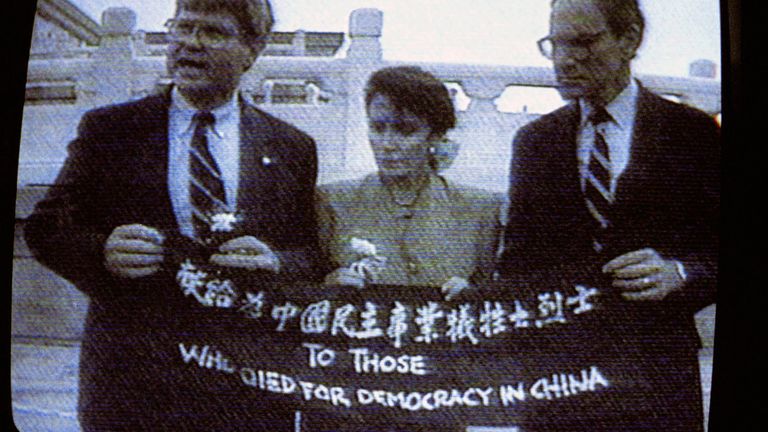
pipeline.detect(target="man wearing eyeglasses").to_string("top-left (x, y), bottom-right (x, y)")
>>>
top-left (24, 1), bottom-right (319, 430)
top-left (498, 0), bottom-right (719, 431)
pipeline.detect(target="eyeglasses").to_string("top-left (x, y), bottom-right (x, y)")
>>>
top-left (537, 30), bottom-right (607, 60)
top-left (165, 19), bottom-right (240, 48)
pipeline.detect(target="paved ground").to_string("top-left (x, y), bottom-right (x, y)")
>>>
top-left (11, 343), bottom-right (81, 432)
top-left (11, 342), bottom-right (714, 431)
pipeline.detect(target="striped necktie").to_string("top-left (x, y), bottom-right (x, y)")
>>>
top-left (189, 111), bottom-right (227, 239)
top-left (584, 107), bottom-right (613, 252)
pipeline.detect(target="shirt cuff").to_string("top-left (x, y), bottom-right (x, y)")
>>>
top-left (673, 260), bottom-right (687, 281)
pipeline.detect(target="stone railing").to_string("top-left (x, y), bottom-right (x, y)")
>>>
top-left (19, 7), bottom-right (721, 200)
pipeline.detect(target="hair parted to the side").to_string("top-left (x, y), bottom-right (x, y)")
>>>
top-left (551, 0), bottom-right (645, 42)
top-left (364, 66), bottom-right (456, 140)
top-left (176, 0), bottom-right (274, 53)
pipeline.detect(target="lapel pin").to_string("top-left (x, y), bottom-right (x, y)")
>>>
top-left (262, 156), bottom-right (273, 166)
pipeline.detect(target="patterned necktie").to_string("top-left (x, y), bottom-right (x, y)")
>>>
top-left (189, 111), bottom-right (227, 238)
top-left (584, 107), bottom-right (613, 252)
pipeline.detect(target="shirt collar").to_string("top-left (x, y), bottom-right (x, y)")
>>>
top-left (579, 79), bottom-right (639, 130)
top-left (170, 87), bottom-right (238, 135)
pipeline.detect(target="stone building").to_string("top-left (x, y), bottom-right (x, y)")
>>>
top-left (30, 0), bottom-right (101, 59)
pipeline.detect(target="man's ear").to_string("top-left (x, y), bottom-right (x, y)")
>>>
top-left (238, 38), bottom-right (265, 73)
top-left (245, 36), bottom-right (269, 69)
top-left (621, 23), bottom-right (643, 60)
top-left (240, 50), bottom-right (257, 73)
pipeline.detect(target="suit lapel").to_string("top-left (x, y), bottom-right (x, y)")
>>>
top-left (614, 87), bottom-right (661, 207)
top-left (237, 101), bottom-right (291, 228)
top-left (556, 103), bottom-right (586, 212)
top-left (136, 94), bottom-right (172, 186)
top-left (125, 93), bottom-right (178, 230)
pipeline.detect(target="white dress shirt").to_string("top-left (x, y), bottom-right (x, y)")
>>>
top-left (168, 88), bottom-right (241, 238)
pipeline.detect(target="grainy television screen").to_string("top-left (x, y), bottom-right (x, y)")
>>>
top-left (12, 1), bottom-right (722, 431)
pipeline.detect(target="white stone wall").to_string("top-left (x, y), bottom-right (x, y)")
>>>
top-left (31, 15), bottom-right (84, 58)
top-left (17, 7), bottom-right (721, 195)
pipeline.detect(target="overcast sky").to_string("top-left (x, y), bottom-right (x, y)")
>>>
top-left (70, 0), bottom-right (722, 79)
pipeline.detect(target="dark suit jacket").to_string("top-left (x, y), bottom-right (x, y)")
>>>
top-left (497, 86), bottom-right (719, 431)
top-left (24, 92), bottom-right (320, 431)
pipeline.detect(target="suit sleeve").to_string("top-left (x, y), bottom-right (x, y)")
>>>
top-left (270, 133), bottom-right (324, 282)
top-left (665, 112), bottom-right (720, 313)
top-left (23, 111), bottom-right (126, 299)
top-left (313, 186), bottom-right (344, 275)
top-left (498, 125), bottom-right (542, 277)
top-left (470, 192), bottom-right (504, 286)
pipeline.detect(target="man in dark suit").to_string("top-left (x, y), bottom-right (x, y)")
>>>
top-left (497, 0), bottom-right (719, 430)
top-left (24, 1), bottom-right (319, 430)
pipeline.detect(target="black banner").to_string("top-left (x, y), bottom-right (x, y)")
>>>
top-left (153, 231), bottom-right (669, 427)
top-left (163, 265), bottom-right (665, 426)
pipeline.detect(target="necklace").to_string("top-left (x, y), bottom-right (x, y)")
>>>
top-left (386, 175), bottom-right (430, 219)
top-left (390, 188), bottom-right (422, 207)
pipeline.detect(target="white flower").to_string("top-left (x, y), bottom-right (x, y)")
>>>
top-left (442, 276), bottom-right (469, 291)
top-left (349, 255), bottom-right (387, 282)
top-left (441, 276), bottom-right (470, 301)
top-left (210, 213), bottom-right (239, 232)
top-left (350, 237), bottom-right (377, 257)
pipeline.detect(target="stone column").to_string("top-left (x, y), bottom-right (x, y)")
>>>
top-left (687, 60), bottom-right (721, 115)
top-left (442, 77), bottom-right (513, 192)
top-left (462, 77), bottom-right (508, 114)
top-left (347, 8), bottom-right (383, 60)
top-left (689, 59), bottom-right (717, 79)
top-left (78, 7), bottom-right (137, 107)
top-left (263, 80), bottom-right (274, 105)
top-left (291, 30), bottom-right (307, 56)
top-left (341, 9), bottom-right (385, 179)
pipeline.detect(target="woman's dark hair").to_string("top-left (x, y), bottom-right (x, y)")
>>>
top-left (364, 66), bottom-right (456, 138)
top-left (176, 0), bottom-right (274, 53)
